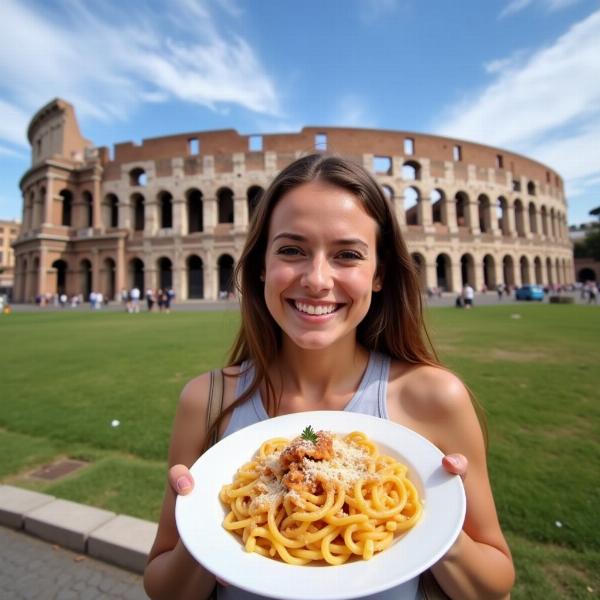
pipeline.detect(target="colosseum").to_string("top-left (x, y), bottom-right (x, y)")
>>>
top-left (12, 98), bottom-right (574, 303)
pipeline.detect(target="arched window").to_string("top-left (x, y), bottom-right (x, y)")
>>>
top-left (130, 168), bottom-right (147, 187)
top-left (218, 254), bottom-right (235, 296)
top-left (455, 192), bottom-right (469, 228)
top-left (129, 258), bottom-right (144, 291)
top-left (404, 187), bottom-right (420, 226)
top-left (103, 258), bottom-right (116, 300)
top-left (514, 199), bottom-right (525, 237)
top-left (520, 256), bottom-right (530, 285)
top-left (483, 255), bottom-right (496, 289)
top-left (132, 194), bottom-right (145, 231)
top-left (187, 189), bottom-right (204, 233)
top-left (497, 197), bottom-right (509, 235)
top-left (104, 194), bottom-right (119, 228)
top-left (158, 256), bottom-right (173, 289)
top-left (82, 191), bottom-right (93, 228)
top-left (217, 188), bottom-right (234, 224)
top-left (187, 255), bottom-right (204, 299)
top-left (460, 254), bottom-right (475, 286)
top-left (80, 259), bottom-right (93, 299)
top-left (503, 255), bottom-right (515, 287)
top-left (534, 257), bottom-right (543, 284)
top-left (528, 202), bottom-right (537, 235)
top-left (541, 206), bottom-right (549, 236)
top-left (60, 190), bottom-right (73, 227)
top-left (435, 254), bottom-right (452, 292)
top-left (527, 181), bottom-right (536, 196)
top-left (159, 191), bottom-right (173, 229)
top-left (52, 259), bottom-right (68, 295)
top-left (478, 194), bottom-right (492, 233)
top-left (402, 160), bottom-right (421, 181)
top-left (431, 189), bottom-right (445, 225)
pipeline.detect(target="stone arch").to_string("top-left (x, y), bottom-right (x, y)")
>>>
top-left (534, 256), bottom-right (543, 284)
top-left (455, 191), bottom-right (469, 228)
top-left (218, 254), bottom-right (235, 296)
top-left (187, 255), bottom-right (204, 299)
top-left (247, 185), bottom-right (264, 222)
top-left (158, 191), bottom-right (173, 229)
top-left (404, 187), bottom-right (421, 226)
top-left (578, 267), bottom-right (596, 282)
top-left (402, 160), bottom-right (421, 181)
top-left (82, 191), bottom-right (93, 228)
top-left (102, 257), bottom-right (116, 300)
top-left (460, 253), bottom-right (475, 286)
top-left (129, 257), bottom-right (144, 291)
top-left (483, 254), bottom-right (496, 289)
top-left (555, 257), bottom-right (561, 284)
top-left (520, 255), bottom-right (531, 285)
top-left (129, 167), bottom-right (147, 187)
top-left (527, 181), bottom-right (536, 196)
top-left (431, 189), bottom-right (446, 225)
top-left (131, 193), bottom-right (145, 231)
top-left (478, 194), bottom-right (492, 233)
top-left (514, 199), bottom-right (526, 237)
top-left (503, 255), bottom-right (515, 287)
top-left (528, 202), bottom-right (537, 235)
top-left (217, 187), bottom-right (234, 224)
top-left (435, 253), bottom-right (452, 292)
top-left (497, 196), bottom-right (509, 235)
top-left (186, 188), bottom-right (204, 233)
top-left (103, 193), bottom-right (119, 229)
top-left (411, 252), bottom-right (427, 291)
top-left (60, 189), bottom-right (73, 227)
top-left (157, 256), bottom-right (173, 289)
top-left (51, 259), bottom-right (68, 295)
top-left (79, 259), bottom-right (93, 299)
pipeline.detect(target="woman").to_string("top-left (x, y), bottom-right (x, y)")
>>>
top-left (144, 154), bottom-right (514, 600)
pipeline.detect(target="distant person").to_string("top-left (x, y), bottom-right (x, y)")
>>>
top-left (588, 282), bottom-right (598, 304)
top-left (95, 291), bottom-right (103, 309)
top-left (165, 288), bottom-right (175, 313)
top-left (157, 288), bottom-right (165, 312)
top-left (146, 288), bottom-right (155, 311)
top-left (129, 287), bottom-right (141, 313)
top-left (496, 283), bottom-right (505, 300)
top-left (462, 283), bottom-right (474, 309)
top-left (59, 293), bottom-right (67, 308)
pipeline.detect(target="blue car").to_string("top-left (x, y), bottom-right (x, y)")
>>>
top-left (515, 285), bottom-right (544, 301)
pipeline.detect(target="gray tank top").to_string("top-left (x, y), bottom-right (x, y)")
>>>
top-left (217, 352), bottom-right (422, 600)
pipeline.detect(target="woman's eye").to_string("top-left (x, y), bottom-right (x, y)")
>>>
top-left (337, 250), bottom-right (364, 260)
top-left (276, 246), bottom-right (303, 256)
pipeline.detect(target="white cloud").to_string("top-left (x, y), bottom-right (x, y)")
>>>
top-left (436, 10), bottom-right (600, 176)
top-left (0, 0), bottom-right (280, 147)
top-left (499, 0), bottom-right (581, 18)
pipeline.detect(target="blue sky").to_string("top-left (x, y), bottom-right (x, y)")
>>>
top-left (1, 0), bottom-right (599, 225)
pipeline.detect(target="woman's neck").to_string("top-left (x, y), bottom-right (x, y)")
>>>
top-left (272, 336), bottom-right (370, 409)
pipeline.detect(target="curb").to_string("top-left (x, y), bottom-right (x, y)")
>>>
top-left (0, 485), bottom-right (157, 574)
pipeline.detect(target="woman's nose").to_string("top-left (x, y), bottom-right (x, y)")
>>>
top-left (301, 255), bottom-right (333, 291)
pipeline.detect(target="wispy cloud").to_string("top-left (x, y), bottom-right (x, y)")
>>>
top-left (0, 0), bottom-right (280, 148)
top-left (358, 0), bottom-right (402, 23)
top-left (499, 0), bottom-right (582, 18)
top-left (331, 95), bottom-right (378, 128)
top-left (436, 9), bottom-right (600, 187)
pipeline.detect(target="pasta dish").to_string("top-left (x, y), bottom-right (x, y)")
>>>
top-left (219, 426), bottom-right (422, 565)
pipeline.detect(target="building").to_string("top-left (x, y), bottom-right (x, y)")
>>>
top-left (570, 222), bottom-right (599, 283)
top-left (0, 219), bottom-right (21, 298)
top-left (12, 98), bottom-right (574, 303)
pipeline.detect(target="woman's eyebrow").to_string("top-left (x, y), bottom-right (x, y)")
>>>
top-left (272, 232), bottom-right (368, 248)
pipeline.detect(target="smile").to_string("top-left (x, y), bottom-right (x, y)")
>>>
top-left (290, 300), bottom-right (340, 316)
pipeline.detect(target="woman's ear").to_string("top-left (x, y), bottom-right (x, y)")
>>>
top-left (373, 274), bottom-right (383, 292)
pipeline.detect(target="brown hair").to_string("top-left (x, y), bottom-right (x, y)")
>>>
top-left (203, 153), bottom-right (485, 449)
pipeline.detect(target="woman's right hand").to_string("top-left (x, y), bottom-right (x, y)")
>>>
top-left (168, 464), bottom-right (195, 495)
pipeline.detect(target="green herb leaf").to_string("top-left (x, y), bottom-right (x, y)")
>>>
top-left (301, 425), bottom-right (318, 445)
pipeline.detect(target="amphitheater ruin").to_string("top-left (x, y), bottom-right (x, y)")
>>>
top-left (12, 98), bottom-right (574, 303)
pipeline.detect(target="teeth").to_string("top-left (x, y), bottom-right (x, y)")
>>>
top-left (294, 301), bottom-right (336, 315)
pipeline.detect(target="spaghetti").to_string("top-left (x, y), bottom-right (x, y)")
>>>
top-left (219, 428), bottom-right (422, 565)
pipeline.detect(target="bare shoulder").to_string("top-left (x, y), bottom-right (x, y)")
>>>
top-left (389, 361), bottom-right (482, 453)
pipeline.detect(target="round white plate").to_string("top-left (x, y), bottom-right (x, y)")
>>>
top-left (176, 411), bottom-right (465, 600)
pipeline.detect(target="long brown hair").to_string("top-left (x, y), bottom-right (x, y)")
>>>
top-left (203, 153), bottom-right (486, 448)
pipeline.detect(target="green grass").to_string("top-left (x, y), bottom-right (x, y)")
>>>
top-left (1, 305), bottom-right (599, 598)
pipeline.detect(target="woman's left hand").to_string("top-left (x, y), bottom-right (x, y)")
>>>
top-left (442, 453), bottom-right (468, 479)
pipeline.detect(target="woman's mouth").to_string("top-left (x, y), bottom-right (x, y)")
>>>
top-left (288, 300), bottom-right (342, 316)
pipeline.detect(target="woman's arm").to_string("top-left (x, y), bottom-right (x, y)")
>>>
top-left (426, 371), bottom-right (515, 599)
top-left (143, 373), bottom-right (217, 600)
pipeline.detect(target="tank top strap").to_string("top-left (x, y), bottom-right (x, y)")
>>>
top-left (344, 352), bottom-right (390, 419)
top-left (222, 361), bottom-right (268, 439)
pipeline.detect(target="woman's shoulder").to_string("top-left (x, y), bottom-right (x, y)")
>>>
top-left (178, 365), bottom-right (242, 413)
top-left (389, 361), bottom-right (470, 412)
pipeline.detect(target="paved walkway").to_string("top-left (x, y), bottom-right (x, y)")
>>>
top-left (0, 526), bottom-right (148, 600)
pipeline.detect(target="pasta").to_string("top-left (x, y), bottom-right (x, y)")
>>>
top-left (219, 427), bottom-right (423, 565)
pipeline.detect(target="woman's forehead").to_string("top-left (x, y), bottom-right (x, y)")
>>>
top-left (268, 181), bottom-right (377, 238)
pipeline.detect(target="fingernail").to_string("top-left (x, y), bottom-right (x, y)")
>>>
top-left (446, 456), bottom-right (459, 467)
top-left (176, 476), bottom-right (192, 492)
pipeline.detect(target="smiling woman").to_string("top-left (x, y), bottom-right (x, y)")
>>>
top-left (143, 154), bottom-right (515, 600)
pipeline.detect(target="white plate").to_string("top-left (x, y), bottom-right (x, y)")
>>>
top-left (176, 411), bottom-right (465, 600)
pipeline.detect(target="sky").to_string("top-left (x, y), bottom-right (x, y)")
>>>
top-left (0, 0), bottom-right (599, 225)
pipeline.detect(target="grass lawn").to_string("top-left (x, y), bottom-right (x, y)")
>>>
top-left (1, 304), bottom-right (599, 598)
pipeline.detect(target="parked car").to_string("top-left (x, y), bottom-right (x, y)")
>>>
top-left (515, 285), bottom-right (545, 301)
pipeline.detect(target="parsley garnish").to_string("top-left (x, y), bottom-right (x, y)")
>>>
top-left (301, 425), bottom-right (318, 445)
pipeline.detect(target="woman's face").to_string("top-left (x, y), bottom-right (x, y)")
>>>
top-left (264, 180), bottom-right (381, 351)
